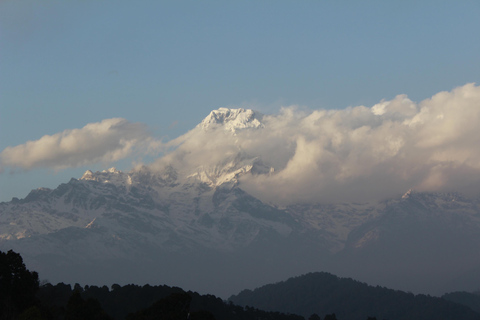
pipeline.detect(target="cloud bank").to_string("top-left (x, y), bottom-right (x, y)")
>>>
top-left (152, 83), bottom-right (480, 204)
top-left (4, 84), bottom-right (480, 204)
top-left (0, 118), bottom-right (160, 171)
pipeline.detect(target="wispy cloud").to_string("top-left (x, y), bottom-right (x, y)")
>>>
top-left (0, 118), bottom-right (162, 171)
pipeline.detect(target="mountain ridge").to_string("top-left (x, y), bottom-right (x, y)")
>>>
top-left (229, 271), bottom-right (480, 320)
top-left (2, 165), bottom-right (480, 296)
top-left (1, 107), bottom-right (480, 297)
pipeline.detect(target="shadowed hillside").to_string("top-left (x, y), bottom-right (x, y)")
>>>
top-left (229, 272), bottom-right (480, 320)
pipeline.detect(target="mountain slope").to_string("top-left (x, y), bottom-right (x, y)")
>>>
top-left (0, 162), bottom-right (331, 297)
top-left (1, 108), bottom-right (480, 297)
top-left (335, 190), bottom-right (480, 294)
top-left (229, 272), bottom-right (480, 320)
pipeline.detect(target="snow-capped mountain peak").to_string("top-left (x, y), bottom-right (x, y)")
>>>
top-left (401, 189), bottom-right (414, 199)
top-left (187, 154), bottom-right (272, 188)
top-left (80, 167), bottom-right (132, 187)
top-left (81, 170), bottom-right (95, 180)
top-left (200, 108), bottom-right (264, 133)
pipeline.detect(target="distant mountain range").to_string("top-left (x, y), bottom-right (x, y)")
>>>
top-left (1, 108), bottom-right (480, 297)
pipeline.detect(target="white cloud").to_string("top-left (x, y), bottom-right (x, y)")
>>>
top-left (0, 118), bottom-right (161, 171)
top-left (150, 83), bottom-right (480, 204)
top-left (5, 84), bottom-right (480, 205)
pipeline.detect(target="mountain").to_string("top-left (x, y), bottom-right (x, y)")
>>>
top-left (229, 272), bottom-right (480, 320)
top-left (0, 164), bottom-right (328, 297)
top-left (333, 190), bottom-right (480, 294)
top-left (443, 291), bottom-right (480, 314)
top-left (1, 108), bottom-right (480, 297)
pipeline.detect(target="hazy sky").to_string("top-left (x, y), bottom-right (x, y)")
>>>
top-left (1, 0), bottom-right (480, 202)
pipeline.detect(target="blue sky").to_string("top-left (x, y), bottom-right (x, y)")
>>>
top-left (1, 0), bottom-right (480, 202)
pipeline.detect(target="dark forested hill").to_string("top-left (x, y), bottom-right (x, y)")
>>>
top-left (37, 282), bottom-right (304, 320)
top-left (229, 272), bottom-right (480, 320)
top-left (443, 291), bottom-right (480, 314)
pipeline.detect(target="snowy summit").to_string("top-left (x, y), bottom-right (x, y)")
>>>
top-left (199, 108), bottom-right (264, 133)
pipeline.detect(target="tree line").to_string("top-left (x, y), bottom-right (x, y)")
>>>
top-left (2, 250), bottom-right (479, 320)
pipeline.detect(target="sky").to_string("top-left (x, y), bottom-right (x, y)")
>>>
top-left (1, 0), bottom-right (480, 203)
